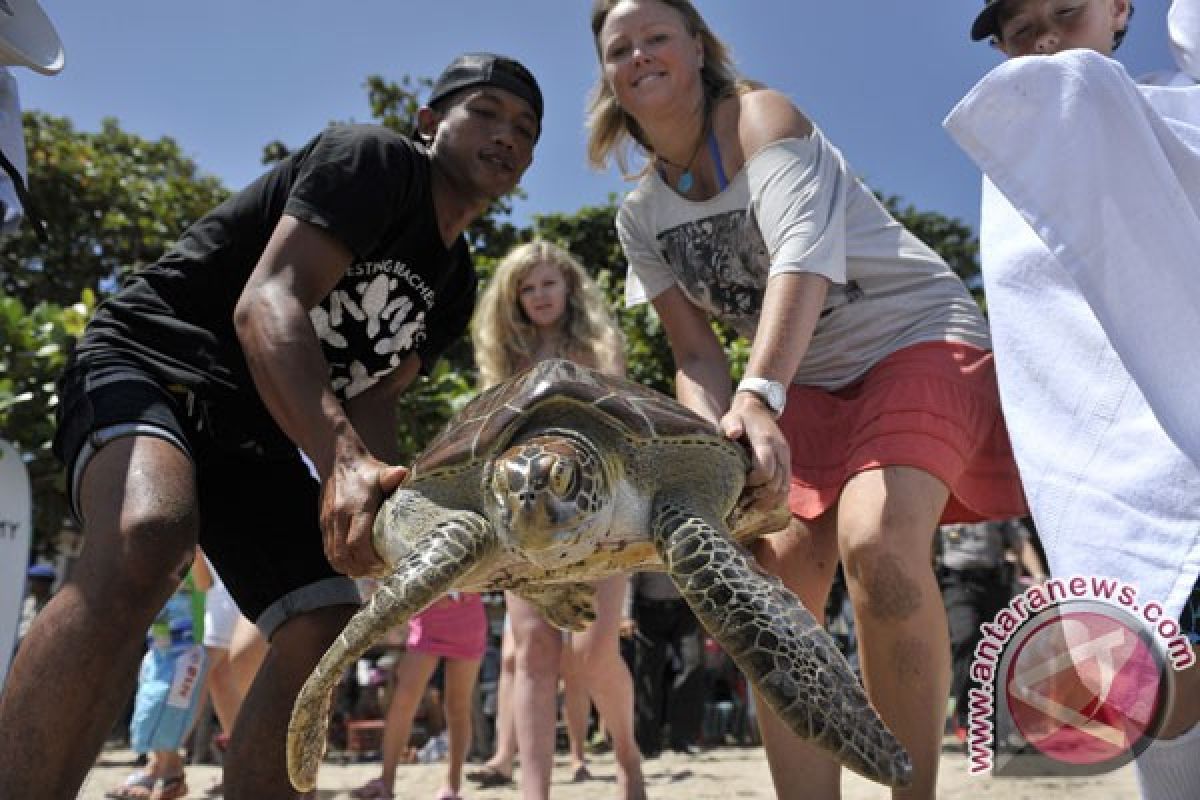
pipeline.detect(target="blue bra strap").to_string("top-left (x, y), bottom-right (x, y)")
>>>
top-left (707, 129), bottom-right (729, 191)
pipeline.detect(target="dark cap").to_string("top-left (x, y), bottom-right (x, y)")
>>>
top-left (970, 0), bottom-right (1006, 42)
top-left (427, 52), bottom-right (543, 126)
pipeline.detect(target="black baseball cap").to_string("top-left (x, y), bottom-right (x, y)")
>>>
top-left (971, 0), bottom-right (1007, 41)
top-left (426, 52), bottom-right (543, 127)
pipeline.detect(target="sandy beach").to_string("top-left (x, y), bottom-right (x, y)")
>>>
top-left (78, 741), bottom-right (1138, 799)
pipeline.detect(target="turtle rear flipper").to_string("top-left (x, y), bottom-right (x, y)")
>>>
top-left (651, 493), bottom-right (913, 789)
top-left (514, 582), bottom-right (597, 632)
top-left (287, 510), bottom-right (496, 792)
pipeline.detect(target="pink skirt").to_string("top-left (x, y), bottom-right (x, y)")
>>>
top-left (780, 341), bottom-right (1027, 524)
top-left (406, 592), bottom-right (487, 661)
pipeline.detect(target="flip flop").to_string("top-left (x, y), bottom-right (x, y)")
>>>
top-left (466, 766), bottom-right (514, 788)
top-left (105, 771), bottom-right (155, 799)
top-left (151, 773), bottom-right (188, 800)
top-left (350, 778), bottom-right (394, 799)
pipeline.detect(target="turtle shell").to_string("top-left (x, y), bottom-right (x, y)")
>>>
top-left (413, 359), bottom-right (720, 475)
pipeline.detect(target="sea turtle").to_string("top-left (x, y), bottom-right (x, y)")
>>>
top-left (288, 359), bottom-right (912, 790)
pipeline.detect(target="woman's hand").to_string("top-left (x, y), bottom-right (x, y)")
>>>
top-left (720, 392), bottom-right (791, 511)
top-left (320, 452), bottom-right (408, 577)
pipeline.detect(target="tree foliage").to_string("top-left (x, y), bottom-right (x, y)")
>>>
top-left (0, 288), bottom-right (94, 556)
top-left (1, 113), bottom-right (229, 308)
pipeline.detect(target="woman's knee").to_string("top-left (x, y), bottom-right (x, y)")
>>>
top-left (839, 524), bottom-right (932, 623)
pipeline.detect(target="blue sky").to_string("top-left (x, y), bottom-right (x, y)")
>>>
top-left (17, 0), bottom-right (1176, 233)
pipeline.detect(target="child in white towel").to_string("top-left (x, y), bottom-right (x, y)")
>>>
top-left (945, 2), bottom-right (1200, 798)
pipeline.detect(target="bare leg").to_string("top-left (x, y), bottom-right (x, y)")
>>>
top-left (224, 603), bottom-right (359, 799)
top-left (748, 516), bottom-right (842, 800)
top-left (227, 614), bottom-right (267, 701)
top-left (838, 466), bottom-right (951, 800)
top-left (559, 648), bottom-right (591, 774)
top-left (479, 616), bottom-right (518, 777)
top-left (203, 647), bottom-right (241, 734)
top-left (509, 592), bottom-right (563, 800)
top-left (441, 656), bottom-right (483, 796)
top-left (570, 575), bottom-right (645, 800)
top-left (0, 437), bottom-right (198, 799)
top-left (375, 651), bottom-right (441, 790)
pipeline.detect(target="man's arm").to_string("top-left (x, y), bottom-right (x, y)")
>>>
top-left (233, 214), bottom-right (405, 576)
top-left (344, 354), bottom-right (422, 466)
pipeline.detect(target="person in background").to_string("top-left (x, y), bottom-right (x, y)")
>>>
top-left (16, 563), bottom-right (56, 646)
top-left (105, 557), bottom-right (208, 800)
top-left (350, 590), bottom-right (486, 800)
top-left (944, 2), bottom-right (1200, 796)
top-left (0, 51), bottom-right (542, 799)
top-left (469, 240), bottom-right (645, 800)
top-left (936, 517), bottom-right (1047, 741)
top-left (623, 571), bottom-right (706, 757)
top-left (588, 2), bottom-right (1027, 796)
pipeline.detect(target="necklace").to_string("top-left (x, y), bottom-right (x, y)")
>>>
top-left (656, 114), bottom-right (708, 193)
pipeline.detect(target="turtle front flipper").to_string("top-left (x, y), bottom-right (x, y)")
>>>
top-left (287, 510), bottom-right (496, 792)
top-left (513, 582), bottom-right (597, 632)
top-left (651, 493), bottom-right (913, 788)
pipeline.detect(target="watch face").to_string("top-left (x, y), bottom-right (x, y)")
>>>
top-left (768, 382), bottom-right (785, 411)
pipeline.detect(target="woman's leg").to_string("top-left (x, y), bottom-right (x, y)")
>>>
top-left (203, 647), bottom-right (240, 734)
top-left (479, 618), bottom-right (518, 777)
top-left (378, 651), bottom-right (442, 790)
top-left (227, 614), bottom-right (267, 702)
top-left (559, 647), bottom-right (592, 775)
top-left (508, 592), bottom-right (564, 800)
top-left (441, 656), bottom-right (483, 796)
top-left (748, 516), bottom-right (843, 799)
top-left (837, 466), bottom-right (951, 800)
top-left (569, 576), bottom-right (645, 800)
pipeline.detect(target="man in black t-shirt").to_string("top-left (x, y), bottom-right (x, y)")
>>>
top-left (0, 52), bottom-right (543, 799)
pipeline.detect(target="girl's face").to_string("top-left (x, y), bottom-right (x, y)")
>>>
top-left (597, 0), bottom-right (704, 120)
top-left (517, 262), bottom-right (569, 330)
top-left (995, 0), bottom-right (1130, 57)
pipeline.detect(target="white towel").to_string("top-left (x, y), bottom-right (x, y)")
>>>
top-left (945, 49), bottom-right (1200, 468)
top-left (977, 177), bottom-right (1199, 620)
top-left (944, 49), bottom-right (1200, 620)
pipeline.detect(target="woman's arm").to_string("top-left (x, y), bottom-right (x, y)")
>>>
top-left (652, 286), bottom-right (731, 427)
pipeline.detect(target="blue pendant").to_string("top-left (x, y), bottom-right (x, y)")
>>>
top-left (677, 170), bottom-right (694, 192)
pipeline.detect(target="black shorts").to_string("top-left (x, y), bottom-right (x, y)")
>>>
top-left (54, 362), bottom-right (360, 636)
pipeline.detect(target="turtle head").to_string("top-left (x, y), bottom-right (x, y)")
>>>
top-left (487, 431), bottom-right (612, 567)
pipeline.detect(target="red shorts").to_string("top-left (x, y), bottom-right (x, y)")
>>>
top-left (406, 593), bottom-right (487, 661)
top-left (781, 341), bottom-right (1026, 524)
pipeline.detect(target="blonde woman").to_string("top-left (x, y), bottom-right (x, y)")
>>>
top-left (470, 241), bottom-right (645, 800)
top-left (588, 2), bottom-right (1027, 798)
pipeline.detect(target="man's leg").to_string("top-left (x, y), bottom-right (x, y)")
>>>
top-left (0, 436), bottom-right (198, 799)
top-left (223, 603), bottom-right (358, 799)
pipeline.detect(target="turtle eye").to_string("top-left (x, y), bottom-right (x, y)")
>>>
top-left (549, 459), bottom-right (575, 497)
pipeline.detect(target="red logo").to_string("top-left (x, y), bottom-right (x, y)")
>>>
top-left (1004, 608), bottom-right (1166, 769)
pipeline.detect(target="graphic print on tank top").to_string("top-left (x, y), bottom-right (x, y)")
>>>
top-left (310, 257), bottom-right (436, 399)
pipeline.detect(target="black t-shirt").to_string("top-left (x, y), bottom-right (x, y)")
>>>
top-left (72, 125), bottom-right (476, 443)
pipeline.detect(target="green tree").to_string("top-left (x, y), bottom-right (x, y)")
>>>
top-left (1, 113), bottom-right (229, 308)
top-left (0, 288), bottom-right (94, 555)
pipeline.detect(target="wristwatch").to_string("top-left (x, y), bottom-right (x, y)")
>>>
top-left (736, 376), bottom-right (787, 417)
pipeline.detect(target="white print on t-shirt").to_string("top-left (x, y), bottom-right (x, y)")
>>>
top-left (310, 259), bottom-right (433, 398)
